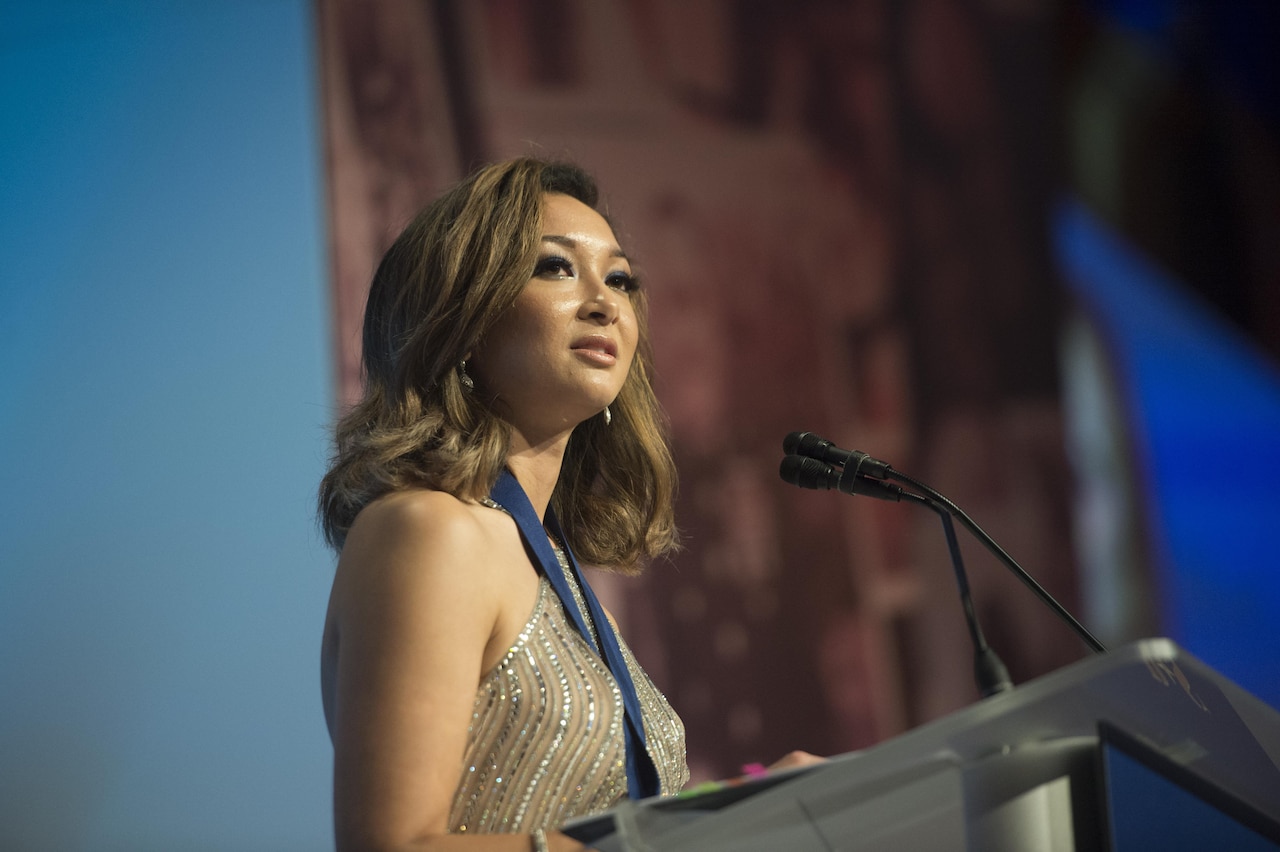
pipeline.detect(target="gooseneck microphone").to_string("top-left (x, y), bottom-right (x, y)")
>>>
top-left (779, 454), bottom-right (907, 502)
top-left (783, 431), bottom-right (893, 480)
top-left (781, 442), bottom-right (1014, 697)
top-left (781, 431), bottom-right (1106, 694)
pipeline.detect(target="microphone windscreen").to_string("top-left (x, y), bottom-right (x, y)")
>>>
top-left (784, 431), bottom-right (832, 462)
top-left (782, 431), bottom-right (807, 455)
top-left (779, 455), bottom-right (836, 490)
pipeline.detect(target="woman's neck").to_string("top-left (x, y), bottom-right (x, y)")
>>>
top-left (503, 430), bottom-right (571, 521)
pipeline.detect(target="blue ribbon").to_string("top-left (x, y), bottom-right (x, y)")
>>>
top-left (489, 469), bottom-right (660, 799)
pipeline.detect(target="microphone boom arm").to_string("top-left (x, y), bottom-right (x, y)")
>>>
top-left (901, 489), bottom-right (1015, 695)
top-left (781, 431), bottom-right (1108, 656)
top-left (886, 467), bottom-right (1108, 655)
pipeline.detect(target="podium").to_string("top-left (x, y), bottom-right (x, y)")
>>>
top-left (565, 639), bottom-right (1280, 851)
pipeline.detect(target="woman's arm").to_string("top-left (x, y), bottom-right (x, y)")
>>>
top-left (327, 491), bottom-right (588, 851)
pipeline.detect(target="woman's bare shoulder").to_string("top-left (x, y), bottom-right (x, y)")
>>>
top-left (331, 489), bottom-right (500, 605)
top-left (347, 488), bottom-right (491, 555)
top-left (351, 488), bottom-right (479, 537)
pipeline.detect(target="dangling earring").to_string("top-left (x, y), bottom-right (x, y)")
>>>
top-left (603, 404), bottom-right (612, 426)
top-left (458, 360), bottom-right (474, 390)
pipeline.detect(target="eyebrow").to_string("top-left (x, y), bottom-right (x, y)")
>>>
top-left (541, 234), bottom-right (628, 261)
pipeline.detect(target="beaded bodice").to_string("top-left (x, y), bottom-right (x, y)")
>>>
top-left (448, 571), bottom-right (688, 834)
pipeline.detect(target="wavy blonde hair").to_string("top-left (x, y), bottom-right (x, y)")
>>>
top-left (318, 158), bottom-right (678, 571)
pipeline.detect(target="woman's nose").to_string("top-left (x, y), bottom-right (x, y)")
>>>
top-left (579, 277), bottom-right (619, 323)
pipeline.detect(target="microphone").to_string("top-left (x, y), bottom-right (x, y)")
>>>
top-left (780, 430), bottom-right (1107, 687)
top-left (783, 431), bottom-right (892, 480)
top-left (779, 454), bottom-right (908, 502)
top-left (781, 444), bottom-right (1013, 696)
top-left (773, 432), bottom-right (1105, 654)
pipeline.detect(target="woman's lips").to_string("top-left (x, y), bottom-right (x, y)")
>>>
top-left (571, 335), bottom-right (618, 365)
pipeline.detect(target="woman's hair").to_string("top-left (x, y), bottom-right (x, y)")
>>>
top-left (318, 157), bottom-right (678, 571)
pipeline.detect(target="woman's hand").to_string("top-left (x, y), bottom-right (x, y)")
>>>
top-left (766, 750), bottom-right (827, 771)
top-left (545, 830), bottom-right (589, 851)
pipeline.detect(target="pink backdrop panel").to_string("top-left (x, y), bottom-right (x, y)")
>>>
top-left (317, 0), bottom-right (1086, 780)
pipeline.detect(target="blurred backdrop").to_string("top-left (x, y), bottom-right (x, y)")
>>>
top-left (1, 0), bottom-right (1276, 849)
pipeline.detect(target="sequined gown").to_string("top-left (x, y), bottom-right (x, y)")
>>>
top-left (448, 568), bottom-right (688, 835)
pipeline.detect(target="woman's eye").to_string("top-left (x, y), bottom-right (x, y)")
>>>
top-left (535, 256), bottom-right (573, 277)
top-left (607, 271), bottom-right (639, 293)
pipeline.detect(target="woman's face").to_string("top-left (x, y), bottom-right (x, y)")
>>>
top-left (471, 192), bottom-right (640, 438)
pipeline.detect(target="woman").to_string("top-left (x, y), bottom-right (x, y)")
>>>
top-left (318, 158), bottom-right (688, 851)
